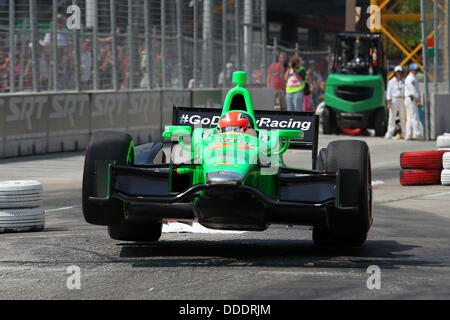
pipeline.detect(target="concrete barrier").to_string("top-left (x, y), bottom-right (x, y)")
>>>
top-left (162, 90), bottom-right (191, 127)
top-left (127, 91), bottom-right (161, 144)
top-left (434, 94), bottom-right (450, 137)
top-left (2, 95), bottom-right (48, 158)
top-left (0, 88), bottom-right (276, 159)
top-left (48, 94), bottom-right (90, 153)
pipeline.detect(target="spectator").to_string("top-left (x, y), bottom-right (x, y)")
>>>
top-left (302, 71), bottom-right (315, 112)
top-left (41, 14), bottom-right (70, 48)
top-left (267, 51), bottom-right (287, 111)
top-left (98, 43), bottom-right (112, 89)
top-left (317, 81), bottom-right (326, 103)
top-left (140, 47), bottom-right (149, 89)
top-left (0, 51), bottom-right (10, 92)
top-left (404, 64), bottom-right (424, 140)
top-left (39, 50), bottom-right (50, 90)
top-left (284, 54), bottom-right (306, 112)
top-left (218, 63), bottom-right (235, 88)
top-left (80, 40), bottom-right (93, 90)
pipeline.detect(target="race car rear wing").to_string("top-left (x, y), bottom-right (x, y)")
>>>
top-left (172, 106), bottom-right (319, 154)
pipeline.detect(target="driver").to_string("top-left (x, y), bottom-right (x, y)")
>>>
top-left (218, 111), bottom-right (256, 136)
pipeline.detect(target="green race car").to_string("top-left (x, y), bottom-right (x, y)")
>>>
top-left (82, 71), bottom-right (373, 247)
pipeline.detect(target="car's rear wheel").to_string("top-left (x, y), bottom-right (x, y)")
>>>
top-left (82, 131), bottom-right (134, 226)
top-left (322, 106), bottom-right (337, 135)
top-left (313, 140), bottom-right (372, 247)
top-left (373, 107), bottom-right (386, 137)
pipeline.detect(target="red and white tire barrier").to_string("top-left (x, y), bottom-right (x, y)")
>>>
top-left (437, 133), bottom-right (450, 149)
top-left (441, 169), bottom-right (450, 186)
top-left (400, 169), bottom-right (442, 186)
top-left (400, 150), bottom-right (448, 170)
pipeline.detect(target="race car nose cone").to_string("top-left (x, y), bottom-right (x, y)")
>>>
top-left (207, 172), bottom-right (244, 185)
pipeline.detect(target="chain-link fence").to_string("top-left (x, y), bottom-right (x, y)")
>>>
top-left (0, 0), bottom-right (330, 94)
top-left (421, 0), bottom-right (449, 94)
top-left (420, 0), bottom-right (449, 139)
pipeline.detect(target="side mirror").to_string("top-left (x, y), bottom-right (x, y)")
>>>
top-left (162, 125), bottom-right (192, 139)
top-left (278, 129), bottom-right (304, 140)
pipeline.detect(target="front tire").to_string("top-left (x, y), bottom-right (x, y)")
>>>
top-left (313, 140), bottom-right (372, 247)
top-left (82, 131), bottom-right (135, 226)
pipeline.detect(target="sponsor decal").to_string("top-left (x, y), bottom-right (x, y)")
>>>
top-left (6, 96), bottom-right (47, 132)
top-left (173, 107), bottom-right (315, 143)
top-left (179, 114), bottom-right (311, 131)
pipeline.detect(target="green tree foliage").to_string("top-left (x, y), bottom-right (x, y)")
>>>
top-left (386, 0), bottom-right (422, 59)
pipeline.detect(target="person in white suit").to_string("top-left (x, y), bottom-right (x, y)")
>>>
top-left (385, 65), bottom-right (406, 139)
top-left (404, 63), bottom-right (424, 140)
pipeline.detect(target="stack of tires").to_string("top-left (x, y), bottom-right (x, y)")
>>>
top-left (400, 150), bottom-right (449, 186)
top-left (437, 133), bottom-right (450, 150)
top-left (0, 181), bottom-right (45, 233)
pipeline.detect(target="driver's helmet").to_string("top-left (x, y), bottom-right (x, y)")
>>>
top-left (218, 111), bottom-right (250, 133)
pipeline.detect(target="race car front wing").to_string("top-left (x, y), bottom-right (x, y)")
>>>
top-left (88, 161), bottom-right (360, 226)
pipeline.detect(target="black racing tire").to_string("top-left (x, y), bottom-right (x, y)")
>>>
top-left (315, 148), bottom-right (328, 171)
top-left (373, 107), bottom-right (386, 137)
top-left (313, 140), bottom-right (372, 247)
top-left (108, 222), bottom-right (162, 242)
top-left (82, 131), bottom-right (135, 226)
top-left (322, 106), bottom-right (337, 135)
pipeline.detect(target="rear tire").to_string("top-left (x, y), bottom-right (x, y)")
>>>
top-left (82, 131), bottom-right (134, 226)
top-left (313, 140), bottom-right (372, 247)
top-left (373, 107), bottom-right (386, 137)
top-left (322, 106), bottom-right (337, 135)
top-left (108, 222), bottom-right (162, 242)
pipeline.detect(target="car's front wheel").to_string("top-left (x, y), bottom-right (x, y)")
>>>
top-left (312, 140), bottom-right (372, 247)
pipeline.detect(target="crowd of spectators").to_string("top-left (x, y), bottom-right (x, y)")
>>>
top-left (0, 13), bottom-right (183, 93)
top-left (0, 14), bottom-right (329, 96)
top-left (266, 51), bottom-right (328, 112)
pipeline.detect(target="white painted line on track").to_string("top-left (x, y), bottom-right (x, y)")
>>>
top-left (45, 205), bottom-right (81, 213)
top-left (0, 233), bottom-right (91, 239)
top-left (422, 191), bottom-right (450, 199)
top-left (258, 270), bottom-right (356, 276)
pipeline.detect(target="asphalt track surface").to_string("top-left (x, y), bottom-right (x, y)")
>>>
top-left (0, 135), bottom-right (449, 300)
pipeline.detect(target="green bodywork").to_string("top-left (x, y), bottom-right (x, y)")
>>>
top-left (162, 71), bottom-right (305, 198)
top-left (324, 74), bottom-right (386, 113)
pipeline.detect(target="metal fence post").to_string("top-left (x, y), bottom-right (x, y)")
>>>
top-left (128, 0), bottom-right (135, 89)
top-left (272, 37), bottom-right (276, 89)
top-left (193, 0), bottom-right (198, 88)
top-left (110, 0), bottom-right (119, 90)
top-left (447, 0), bottom-right (450, 94)
top-left (144, 0), bottom-right (152, 89)
top-left (176, 0), bottom-right (184, 88)
top-left (52, 0), bottom-right (58, 91)
top-left (9, 0), bottom-right (15, 93)
top-left (421, 0), bottom-right (430, 140)
top-left (235, 0), bottom-right (241, 70)
top-left (244, 0), bottom-right (252, 83)
top-left (202, 0), bottom-right (213, 87)
top-left (29, 0), bottom-right (39, 92)
top-left (222, 0), bottom-right (227, 82)
top-left (161, 0), bottom-right (166, 89)
top-left (262, 0), bottom-right (267, 87)
top-left (434, 0), bottom-right (438, 93)
top-left (73, 0), bottom-right (81, 91)
top-left (92, 0), bottom-right (99, 90)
